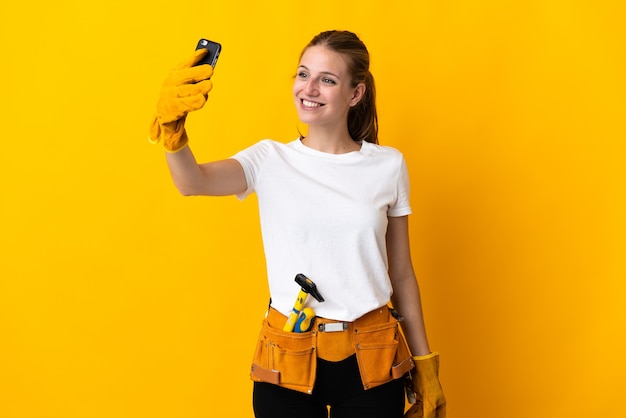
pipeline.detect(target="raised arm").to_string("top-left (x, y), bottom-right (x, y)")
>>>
top-left (149, 48), bottom-right (247, 197)
top-left (165, 147), bottom-right (247, 196)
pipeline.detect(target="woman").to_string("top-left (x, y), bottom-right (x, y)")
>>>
top-left (150, 30), bottom-right (446, 418)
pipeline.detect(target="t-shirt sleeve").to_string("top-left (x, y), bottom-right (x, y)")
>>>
top-left (387, 155), bottom-right (412, 217)
top-left (230, 140), bottom-right (271, 200)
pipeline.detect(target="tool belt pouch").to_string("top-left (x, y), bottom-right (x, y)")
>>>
top-left (250, 313), bottom-right (317, 394)
top-left (354, 309), bottom-right (414, 390)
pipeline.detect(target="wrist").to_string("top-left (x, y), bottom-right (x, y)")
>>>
top-left (164, 141), bottom-right (189, 153)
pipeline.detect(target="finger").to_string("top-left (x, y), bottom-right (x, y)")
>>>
top-left (423, 403), bottom-right (435, 418)
top-left (176, 80), bottom-right (213, 98)
top-left (407, 403), bottom-right (424, 418)
top-left (192, 79), bottom-right (213, 96)
top-left (178, 93), bottom-right (208, 112)
top-left (148, 117), bottom-right (161, 144)
top-left (175, 48), bottom-right (209, 70)
top-left (169, 65), bottom-right (214, 85)
top-left (191, 48), bottom-right (209, 66)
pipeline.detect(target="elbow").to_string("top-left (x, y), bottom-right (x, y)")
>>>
top-left (178, 188), bottom-right (196, 197)
top-left (177, 187), bottom-right (202, 197)
top-left (173, 181), bottom-right (201, 196)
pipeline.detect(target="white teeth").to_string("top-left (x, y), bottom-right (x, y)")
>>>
top-left (302, 100), bottom-right (321, 108)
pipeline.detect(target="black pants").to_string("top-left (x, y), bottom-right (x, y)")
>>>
top-left (253, 354), bottom-right (405, 418)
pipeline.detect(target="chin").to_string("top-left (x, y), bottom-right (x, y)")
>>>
top-left (296, 114), bottom-right (313, 124)
top-left (295, 109), bottom-right (316, 125)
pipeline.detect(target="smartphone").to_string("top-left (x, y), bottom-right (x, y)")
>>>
top-left (195, 38), bottom-right (222, 68)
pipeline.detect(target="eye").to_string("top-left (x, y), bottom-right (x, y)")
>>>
top-left (322, 78), bottom-right (337, 85)
top-left (297, 71), bottom-right (309, 79)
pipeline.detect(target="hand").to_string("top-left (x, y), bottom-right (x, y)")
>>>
top-left (149, 49), bottom-right (214, 152)
top-left (405, 352), bottom-right (446, 418)
top-left (156, 48), bottom-right (214, 124)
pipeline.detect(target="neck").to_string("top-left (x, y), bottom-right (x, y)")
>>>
top-left (302, 126), bottom-right (361, 154)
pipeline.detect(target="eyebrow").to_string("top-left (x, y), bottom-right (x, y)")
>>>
top-left (298, 65), bottom-right (340, 79)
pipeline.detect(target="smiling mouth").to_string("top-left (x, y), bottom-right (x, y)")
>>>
top-left (301, 99), bottom-right (323, 108)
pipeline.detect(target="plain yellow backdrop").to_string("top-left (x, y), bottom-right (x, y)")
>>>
top-left (1, 0), bottom-right (624, 417)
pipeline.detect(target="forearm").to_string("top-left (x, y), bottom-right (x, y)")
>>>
top-left (165, 146), bottom-right (207, 196)
top-left (390, 275), bottom-right (431, 357)
top-left (386, 216), bottom-right (432, 356)
top-left (165, 146), bottom-right (247, 197)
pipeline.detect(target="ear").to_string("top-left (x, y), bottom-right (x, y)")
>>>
top-left (349, 83), bottom-right (366, 107)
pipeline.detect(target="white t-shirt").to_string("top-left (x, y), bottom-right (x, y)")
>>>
top-left (232, 139), bottom-right (412, 321)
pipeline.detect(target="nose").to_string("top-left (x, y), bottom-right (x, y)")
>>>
top-left (303, 78), bottom-right (319, 96)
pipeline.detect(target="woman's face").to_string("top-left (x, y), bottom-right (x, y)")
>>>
top-left (293, 45), bottom-right (364, 129)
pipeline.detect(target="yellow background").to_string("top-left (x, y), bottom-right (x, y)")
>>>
top-left (1, 1), bottom-right (624, 417)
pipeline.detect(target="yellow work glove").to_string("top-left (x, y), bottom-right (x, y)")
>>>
top-left (149, 48), bottom-right (214, 153)
top-left (404, 352), bottom-right (446, 418)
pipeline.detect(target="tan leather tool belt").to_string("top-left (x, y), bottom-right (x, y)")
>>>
top-left (250, 306), bottom-right (415, 394)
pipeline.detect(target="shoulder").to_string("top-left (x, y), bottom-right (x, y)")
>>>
top-left (243, 139), bottom-right (284, 151)
top-left (234, 139), bottom-right (292, 158)
top-left (251, 139), bottom-right (300, 153)
top-left (360, 141), bottom-right (406, 162)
